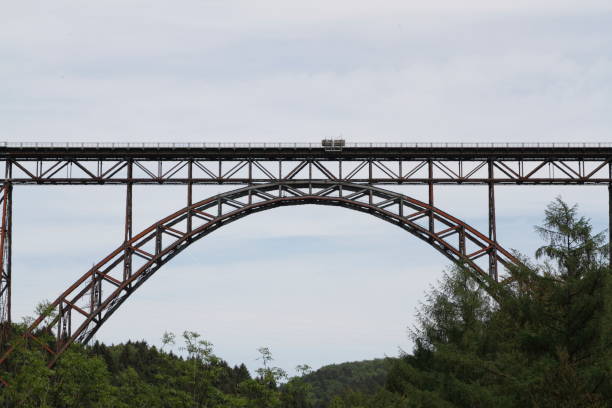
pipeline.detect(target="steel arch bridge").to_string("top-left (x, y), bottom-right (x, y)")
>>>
top-left (0, 141), bottom-right (611, 386)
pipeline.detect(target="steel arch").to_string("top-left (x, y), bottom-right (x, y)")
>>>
top-left (0, 181), bottom-right (518, 375)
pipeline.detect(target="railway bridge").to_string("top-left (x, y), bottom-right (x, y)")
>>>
top-left (0, 141), bottom-right (611, 385)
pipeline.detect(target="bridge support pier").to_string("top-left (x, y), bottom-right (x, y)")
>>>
top-left (0, 162), bottom-right (12, 344)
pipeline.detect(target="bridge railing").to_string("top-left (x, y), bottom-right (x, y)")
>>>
top-left (1, 142), bottom-right (612, 149)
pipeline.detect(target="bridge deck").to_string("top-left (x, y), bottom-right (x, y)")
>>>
top-left (1, 142), bottom-right (612, 160)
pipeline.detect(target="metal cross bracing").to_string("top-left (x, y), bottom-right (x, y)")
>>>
top-left (0, 143), bottom-right (611, 386)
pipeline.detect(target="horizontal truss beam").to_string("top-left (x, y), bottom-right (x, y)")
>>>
top-left (2, 157), bottom-right (611, 185)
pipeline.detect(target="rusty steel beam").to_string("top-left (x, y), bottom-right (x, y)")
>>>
top-left (123, 160), bottom-right (133, 284)
top-left (0, 160), bottom-right (12, 345)
top-left (0, 184), bottom-right (11, 343)
top-left (187, 159), bottom-right (193, 235)
top-left (3, 156), bottom-right (611, 185)
top-left (428, 159), bottom-right (434, 235)
top-left (488, 160), bottom-right (498, 280)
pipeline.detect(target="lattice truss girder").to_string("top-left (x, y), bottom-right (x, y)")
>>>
top-left (6, 158), bottom-right (612, 184)
top-left (0, 181), bottom-right (517, 370)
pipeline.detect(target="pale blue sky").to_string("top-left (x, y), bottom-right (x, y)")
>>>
top-left (1, 1), bottom-right (611, 374)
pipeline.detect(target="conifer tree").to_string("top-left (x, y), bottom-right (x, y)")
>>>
top-left (386, 198), bottom-right (612, 407)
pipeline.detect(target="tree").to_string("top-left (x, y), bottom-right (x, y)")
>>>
top-left (161, 331), bottom-right (176, 352)
top-left (180, 330), bottom-right (223, 407)
top-left (295, 364), bottom-right (312, 377)
top-left (280, 364), bottom-right (315, 408)
top-left (255, 346), bottom-right (287, 388)
top-left (52, 349), bottom-right (117, 408)
top-left (387, 198), bottom-right (612, 407)
top-left (18, 299), bottom-right (57, 328)
top-left (0, 347), bottom-right (52, 408)
top-left (535, 197), bottom-right (607, 276)
top-left (234, 347), bottom-right (287, 408)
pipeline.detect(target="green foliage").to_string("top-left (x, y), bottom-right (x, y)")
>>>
top-left (255, 346), bottom-right (287, 387)
top-left (0, 332), bottom-right (291, 407)
top-left (325, 388), bottom-right (419, 408)
top-left (387, 198), bottom-right (612, 407)
top-left (535, 198), bottom-right (607, 275)
top-left (52, 348), bottom-right (116, 407)
top-left (0, 334), bottom-right (329, 408)
top-left (161, 330), bottom-right (176, 351)
top-left (301, 359), bottom-right (391, 408)
top-left (280, 364), bottom-right (316, 408)
top-left (0, 346), bottom-right (52, 408)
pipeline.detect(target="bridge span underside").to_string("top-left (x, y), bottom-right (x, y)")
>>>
top-left (0, 143), bottom-right (610, 384)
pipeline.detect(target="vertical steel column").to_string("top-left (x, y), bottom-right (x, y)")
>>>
top-left (428, 160), bottom-right (434, 234)
top-left (56, 298), bottom-right (64, 349)
top-left (123, 160), bottom-right (133, 283)
top-left (0, 161), bottom-right (12, 339)
top-left (4, 185), bottom-right (11, 326)
top-left (90, 270), bottom-right (101, 318)
top-left (308, 160), bottom-right (312, 195)
top-left (57, 300), bottom-right (71, 351)
top-left (278, 160), bottom-right (282, 197)
top-left (488, 160), bottom-right (497, 280)
top-left (187, 159), bottom-right (193, 235)
top-left (248, 160), bottom-right (253, 204)
top-left (339, 159), bottom-right (343, 197)
top-left (609, 162), bottom-right (611, 266)
top-left (368, 159), bottom-right (373, 204)
top-left (155, 226), bottom-right (162, 262)
top-left (0, 161), bottom-right (12, 342)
